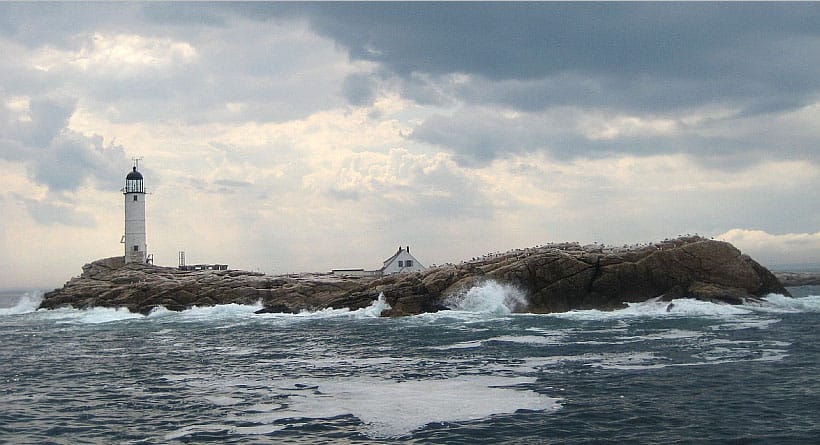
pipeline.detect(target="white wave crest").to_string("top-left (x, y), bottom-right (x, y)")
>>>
top-left (0, 291), bottom-right (43, 316)
top-left (166, 375), bottom-right (560, 439)
top-left (15, 294), bottom-right (390, 325)
top-left (444, 280), bottom-right (528, 314)
top-left (756, 294), bottom-right (820, 313)
top-left (255, 293), bottom-right (390, 320)
top-left (148, 302), bottom-right (264, 322)
top-left (357, 292), bottom-right (392, 317)
top-left (39, 306), bottom-right (144, 324)
top-left (552, 298), bottom-right (753, 321)
top-left (546, 291), bottom-right (820, 321)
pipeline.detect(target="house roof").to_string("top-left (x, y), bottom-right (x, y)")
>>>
top-left (382, 251), bottom-right (402, 267)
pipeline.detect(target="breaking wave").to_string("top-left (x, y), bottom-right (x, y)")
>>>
top-left (0, 291), bottom-right (43, 316)
top-left (549, 293), bottom-right (820, 321)
top-left (3, 286), bottom-right (816, 324)
top-left (443, 280), bottom-right (528, 314)
top-left (1, 292), bottom-right (392, 324)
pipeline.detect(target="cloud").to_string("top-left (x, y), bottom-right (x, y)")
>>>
top-left (22, 96), bottom-right (76, 147)
top-left (30, 33), bottom-right (198, 75)
top-left (718, 229), bottom-right (820, 265)
top-left (0, 4), bottom-right (359, 126)
top-left (1, 93), bottom-right (128, 196)
top-left (31, 130), bottom-right (127, 192)
top-left (17, 194), bottom-right (93, 227)
top-left (303, 147), bottom-right (489, 219)
top-left (292, 3), bottom-right (820, 116)
top-left (342, 73), bottom-right (380, 107)
top-left (230, 2), bottom-right (820, 169)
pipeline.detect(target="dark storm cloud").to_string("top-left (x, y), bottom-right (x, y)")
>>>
top-left (139, 3), bottom-right (228, 27)
top-left (280, 2), bottom-right (820, 114)
top-left (407, 106), bottom-right (804, 168)
top-left (212, 2), bottom-right (820, 167)
top-left (342, 73), bottom-right (378, 107)
top-left (30, 130), bottom-right (126, 192)
top-left (23, 97), bottom-right (76, 148)
top-left (0, 95), bottom-right (127, 193)
top-left (0, 2), bottom-right (135, 48)
top-left (16, 194), bottom-right (93, 227)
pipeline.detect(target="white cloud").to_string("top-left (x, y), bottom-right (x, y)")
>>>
top-left (31, 33), bottom-right (197, 75)
top-left (717, 229), bottom-right (820, 265)
top-left (581, 114), bottom-right (679, 141)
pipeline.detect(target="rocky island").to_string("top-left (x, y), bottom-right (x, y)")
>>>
top-left (772, 271), bottom-right (820, 287)
top-left (39, 236), bottom-right (790, 316)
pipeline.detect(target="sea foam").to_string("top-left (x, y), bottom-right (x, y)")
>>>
top-left (167, 375), bottom-right (561, 439)
top-left (756, 294), bottom-right (820, 313)
top-left (550, 298), bottom-right (754, 321)
top-left (444, 280), bottom-right (528, 314)
top-left (10, 287), bottom-right (818, 325)
top-left (0, 291), bottom-right (44, 316)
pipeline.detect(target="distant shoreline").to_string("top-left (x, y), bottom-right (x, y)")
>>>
top-left (773, 272), bottom-right (820, 287)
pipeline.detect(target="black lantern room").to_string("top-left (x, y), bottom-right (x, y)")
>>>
top-left (125, 166), bottom-right (145, 194)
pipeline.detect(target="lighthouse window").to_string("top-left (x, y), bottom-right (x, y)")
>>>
top-left (133, 245), bottom-right (139, 252)
top-left (133, 195), bottom-right (138, 201)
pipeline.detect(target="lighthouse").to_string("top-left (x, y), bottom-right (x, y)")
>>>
top-left (123, 162), bottom-right (148, 263)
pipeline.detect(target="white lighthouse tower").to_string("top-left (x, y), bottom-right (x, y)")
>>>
top-left (123, 161), bottom-right (148, 263)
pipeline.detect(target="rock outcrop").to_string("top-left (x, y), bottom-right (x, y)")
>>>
top-left (773, 271), bottom-right (820, 287)
top-left (39, 256), bottom-right (376, 315)
top-left (39, 236), bottom-right (790, 316)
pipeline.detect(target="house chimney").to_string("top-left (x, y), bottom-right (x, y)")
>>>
top-left (407, 246), bottom-right (410, 253)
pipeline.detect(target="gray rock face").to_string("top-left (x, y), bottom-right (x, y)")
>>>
top-left (39, 237), bottom-right (790, 316)
top-left (39, 256), bottom-right (375, 315)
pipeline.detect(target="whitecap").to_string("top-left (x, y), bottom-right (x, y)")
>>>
top-left (550, 298), bottom-right (752, 321)
top-left (355, 292), bottom-right (391, 318)
top-left (443, 280), bottom-right (528, 314)
top-left (485, 335), bottom-right (563, 345)
top-left (166, 374), bottom-right (561, 439)
top-left (204, 395), bottom-right (244, 406)
top-left (274, 376), bottom-right (561, 438)
top-left (0, 290), bottom-right (44, 316)
top-left (755, 294), bottom-right (820, 313)
top-left (170, 302), bottom-right (264, 322)
top-left (432, 334), bottom-right (562, 350)
top-left (253, 293), bottom-right (389, 320)
top-left (430, 340), bottom-right (484, 350)
top-left (163, 424), bottom-right (231, 440)
top-left (37, 306), bottom-right (144, 324)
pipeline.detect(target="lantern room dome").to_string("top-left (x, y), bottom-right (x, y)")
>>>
top-left (126, 166), bottom-right (143, 180)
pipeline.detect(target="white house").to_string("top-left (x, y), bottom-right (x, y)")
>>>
top-left (380, 246), bottom-right (425, 275)
top-left (331, 246), bottom-right (425, 277)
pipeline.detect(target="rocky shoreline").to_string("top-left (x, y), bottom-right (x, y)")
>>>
top-left (772, 271), bottom-right (820, 287)
top-left (39, 236), bottom-right (791, 316)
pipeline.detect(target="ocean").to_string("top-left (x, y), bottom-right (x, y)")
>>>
top-left (1, 283), bottom-right (819, 444)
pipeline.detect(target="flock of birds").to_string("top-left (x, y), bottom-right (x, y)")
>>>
top-left (428, 234), bottom-right (712, 268)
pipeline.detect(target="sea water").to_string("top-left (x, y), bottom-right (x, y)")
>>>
top-left (1, 284), bottom-right (819, 444)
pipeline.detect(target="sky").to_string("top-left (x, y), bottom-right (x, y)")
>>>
top-left (1, 2), bottom-right (819, 288)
